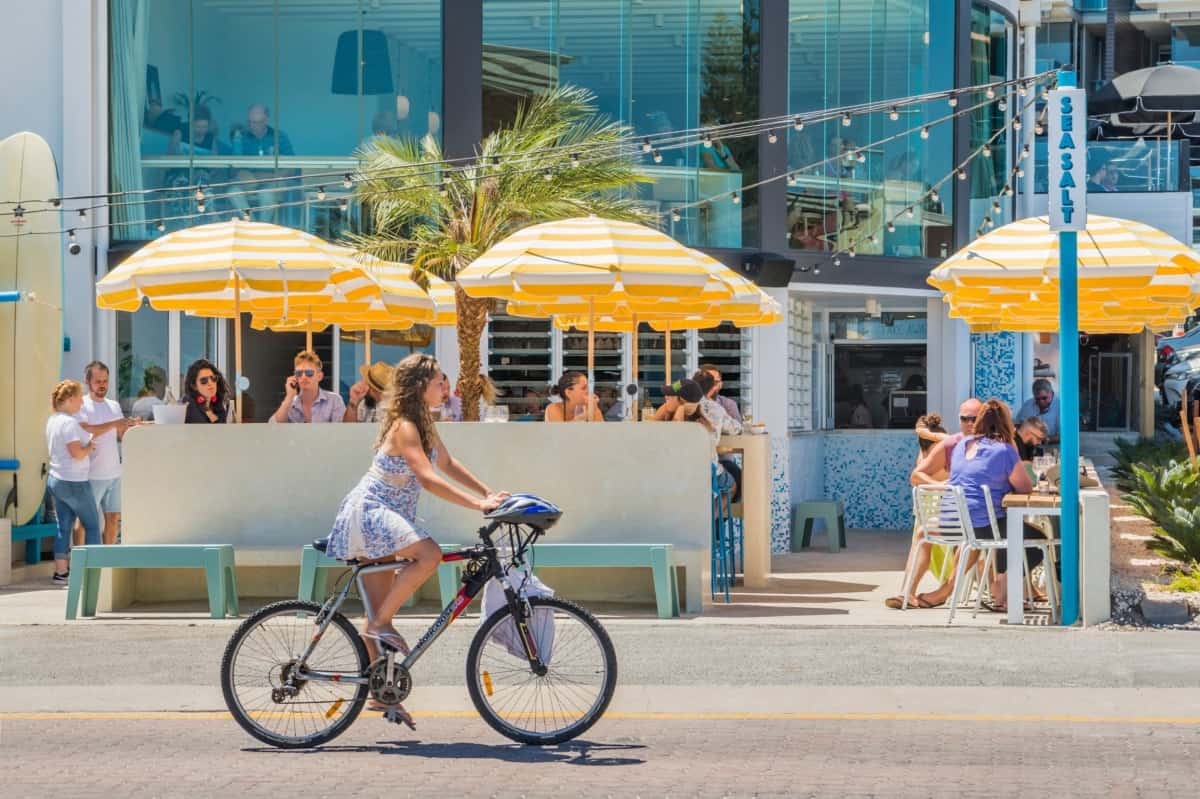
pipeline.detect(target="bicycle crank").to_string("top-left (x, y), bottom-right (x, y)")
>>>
top-left (367, 656), bottom-right (412, 706)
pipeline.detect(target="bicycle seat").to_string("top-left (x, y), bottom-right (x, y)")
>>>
top-left (484, 493), bottom-right (562, 531)
top-left (312, 537), bottom-right (358, 565)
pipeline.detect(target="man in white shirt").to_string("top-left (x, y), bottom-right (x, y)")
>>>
top-left (76, 361), bottom-right (134, 544)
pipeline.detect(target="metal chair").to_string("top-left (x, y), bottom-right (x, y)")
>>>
top-left (710, 465), bottom-right (735, 603)
top-left (979, 486), bottom-right (1060, 622)
top-left (905, 484), bottom-right (972, 623)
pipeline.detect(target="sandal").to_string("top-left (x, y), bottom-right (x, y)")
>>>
top-left (914, 593), bottom-right (945, 609)
top-left (363, 629), bottom-right (411, 656)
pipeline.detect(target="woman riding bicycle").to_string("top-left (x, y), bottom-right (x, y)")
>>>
top-left (325, 355), bottom-right (508, 683)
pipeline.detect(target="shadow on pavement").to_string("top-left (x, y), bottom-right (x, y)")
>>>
top-left (245, 739), bottom-right (646, 766)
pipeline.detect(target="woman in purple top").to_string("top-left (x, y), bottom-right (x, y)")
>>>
top-left (916, 400), bottom-right (1045, 612)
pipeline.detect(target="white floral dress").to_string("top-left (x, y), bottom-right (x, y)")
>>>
top-left (326, 448), bottom-right (433, 561)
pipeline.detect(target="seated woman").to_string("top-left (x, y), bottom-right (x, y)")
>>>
top-left (671, 378), bottom-right (739, 493)
top-left (544, 371), bottom-right (602, 422)
top-left (911, 399), bottom-right (1046, 612)
top-left (183, 359), bottom-right (230, 424)
top-left (886, 413), bottom-right (948, 609)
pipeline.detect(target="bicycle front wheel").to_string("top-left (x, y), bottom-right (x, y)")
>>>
top-left (220, 599), bottom-right (369, 749)
top-left (466, 596), bottom-right (617, 745)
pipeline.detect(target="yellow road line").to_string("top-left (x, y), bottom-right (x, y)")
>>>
top-left (2, 710), bottom-right (1199, 725)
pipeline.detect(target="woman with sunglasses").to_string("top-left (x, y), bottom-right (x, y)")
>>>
top-left (183, 359), bottom-right (230, 424)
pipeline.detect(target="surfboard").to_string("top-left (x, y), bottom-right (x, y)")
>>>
top-left (0, 132), bottom-right (64, 527)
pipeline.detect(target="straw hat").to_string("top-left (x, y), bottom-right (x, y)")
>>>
top-left (360, 361), bottom-right (393, 394)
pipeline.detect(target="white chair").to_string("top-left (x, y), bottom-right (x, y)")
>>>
top-left (905, 485), bottom-right (973, 623)
top-left (975, 486), bottom-right (1061, 622)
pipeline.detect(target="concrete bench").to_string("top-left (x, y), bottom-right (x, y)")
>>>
top-left (437, 543), bottom-right (681, 619)
top-left (296, 544), bottom-right (418, 609)
top-left (65, 544), bottom-right (238, 620)
top-left (12, 519), bottom-right (57, 564)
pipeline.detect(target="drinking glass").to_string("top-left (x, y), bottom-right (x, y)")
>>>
top-left (573, 403), bottom-right (588, 422)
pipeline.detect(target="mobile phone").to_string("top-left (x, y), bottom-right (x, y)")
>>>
top-left (288, 377), bottom-right (298, 391)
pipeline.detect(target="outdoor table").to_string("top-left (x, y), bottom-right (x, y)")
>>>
top-left (1000, 463), bottom-right (1101, 625)
top-left (719, 432), bottom-right (771, 589)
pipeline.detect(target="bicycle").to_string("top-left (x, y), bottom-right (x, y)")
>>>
top-left (219, 494), bottom-right (618, 748)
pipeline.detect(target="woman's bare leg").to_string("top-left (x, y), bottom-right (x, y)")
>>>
top-left (367, 538), bottom-right (441, 635)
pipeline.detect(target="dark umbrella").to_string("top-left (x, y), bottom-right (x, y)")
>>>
top-left (1090, 64), bottom-right (1200, 120)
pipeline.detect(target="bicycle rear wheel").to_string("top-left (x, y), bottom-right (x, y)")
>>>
top-left (466, 596), bottom-right (617, 745)
top-left (220, 599), bottom-right (369, 749)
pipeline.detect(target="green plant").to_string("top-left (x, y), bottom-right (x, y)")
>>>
top-left (349, 85), bottom-right (651, 419)
top-left (1110, 437), bottom-right (1189, 492)
top-left (1166, 570), bottom-right (1200, 593)
top-left (1124, 460), bottom-right (1200, 569)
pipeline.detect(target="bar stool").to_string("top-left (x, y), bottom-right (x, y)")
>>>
top-left (711, 465), bottom-right (735, 603)
top-left (791, 500), bottom-right (847, 553)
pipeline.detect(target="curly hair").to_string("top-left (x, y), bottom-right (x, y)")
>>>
top-left (377, 353), bottom-right (440, 454)
top-left (914, 412), bottom-right (946, 454)
top-left (51, 379), bottom-right (83, 410)
top-left (183, 359), bottom-right (230, 409)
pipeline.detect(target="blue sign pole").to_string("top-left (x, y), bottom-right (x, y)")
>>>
top-left (1056, 69), bottom-right (1081, 626)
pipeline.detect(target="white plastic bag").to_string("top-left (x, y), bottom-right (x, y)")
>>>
top-left (481, 561), bottom-right (556, 662)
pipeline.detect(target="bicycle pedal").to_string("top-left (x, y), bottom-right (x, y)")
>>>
top-left (382, 707), bottom-right (416, 730)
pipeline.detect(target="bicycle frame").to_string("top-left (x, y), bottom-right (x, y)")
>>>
top-left (293, 521), bottom-right (546, 688)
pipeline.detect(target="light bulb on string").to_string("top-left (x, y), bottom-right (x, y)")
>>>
top-left (948, 94), bottom-right (958, 108)
top-left (316, 186), bottom-right (326, 201)
top-left (992, 200), bottom-right (1002, 213)
top-left (982, 144), bottom-right (991, 158)
top-left (50, 198), bottom-right (61, 207)
top-left (339, 197), bottom-right (349, 212)
top-left (929, 188), bottom-right (939, 203)
top-left (1021, 144), bottom-right (1031, 159)
top-left (242, 210), bottom-right (251, 221)
top-left (570, 153), bottom-right (580, 168)
top-left (767, 130), bottom-right (777, 144)
top-left (67, 229), bottom-right (76, 243)
top-left (848, 247), bottom-right (857, 258)
top-left (439, 183), bottom-right (449, 197)
top-left (1035, 123), bottom-right (1044, 135)
top-left (833, 257), bottom-right (841, 267)
top-left (889, 106), bottom-right (899, 121)
top-left (78, 208), bottom-right (87, 219)
top-left (1018, 82), bottom-right (1028, 97)
top-left (920, 126), bottom-right (929, 140)
top-left (543, 169), bottom-right (553, 181)
top-left (1013, 119), bottom-right (1022, 130)
top-left (730, 191), bottom-right (740, 205)
top-left (841, 112), bottom-right (852, 127)
top-left (156, 220), bottom-right (165, 232)
top-left (671, 210), bottom-right (681, 223)
top-left (641, 137), bottom-right (652, 153)
top-left (886, 221), bottom-right (896, 233)
top-left (986, 86), bottom-right (995, 99)
top-left (998, 98), bottom-right (1007, 112)
top-left (195, 187), bottom-right (205, 202)
top-left (1017, 167), bottom-right (1025, 178)
top-left (196, 200), bottom-right (206, 213)
top-left (957, 168), bottom-right (966, 180)
top-left (868, 234), bottom-right (877, 244)
top-left (652, 149), bottom-right (663, 164)
top-left (342, 173), bottom-right (353, 189)
top-left (793, 117), bottom-right (804, 131)
top-left (856, 152), bottom-right (866, 164)
top-left (905, 207), bottom-right (915, 218)
top-left (702, 132), bottom-right (713, 148)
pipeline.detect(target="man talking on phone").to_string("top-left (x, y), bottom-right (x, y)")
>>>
top-left (270, 350), bottom-right (346, 424)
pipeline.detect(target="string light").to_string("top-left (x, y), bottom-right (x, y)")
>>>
top-left (982, 144), bottom-right (991, 158)
top-left (957, 168), bottom-right (966, 180)
top-left (570, 153), bottom-right (580, 168)
top-left (439, 183), bottom-right (449, 197)
top-left (1021, 144), bottom-right (1031, 159)
top-left (196, 200), bottom-right (206, 213)
top-left (543, 169), bottom-right (553, 181)
top-left (194, 187), bottom-right (205, 202)
top-left (156, 220), bottom-right (165, 232)
top-left (641, 137), bottom-right (652, 153)
top-left (67, 229), bottom-right (76, 243)
top-left (920, 126), bottom-right (929, 139)
top-left (50, 198), bottom-right (61, 207)
top-left (671, 210), bottom-right (681, 223)
top-left (833, 257), bottom-right (841, 266)
top-left (1013, 118), bottom-right (1021, 130)
top-left (702, 132), bottom-right (713, 148)
top-left (841, 113), bottom-right (852, 127)
top-left (11, 204), bottom-right (24, 225)
top-left (868, 233), bottom-right (877, 244)
top-left (905, 207), bottom-right (915, 218)
top-left (886, 221), bottom-right (896, 233)
top-left (1018, 82), bottom-right (1028, 97)
top-left (652, 149), bottom-right (663, 164)
top-left (814, 265), bottom-right (821, 275)
top-left (948, 94), bottom-right (958, 108)
top-left (889, 107), bottom-right (899, 121)
top-left (930, 188), bottom-right (939, 203)
top-left (1016, 166), bottom-right (1025, 178)
top-left (342, 173), bottom-right (353, 189)
top-left (241, 209), bottom-right (251, 221)
top-left (316, 186), bottom-right (326, 201)
top-left (767, 130), bottom-right (777, 144)
top-left (793, 117), bottom-right (804, 132)
top-left (998, 98), bottom-right (1007, 111)
top-left (1035, 123), bottom-right (1044, 135)
top-left (985, 87), bottom-right (995, 99)
top-left (992, 200), bottom-right (1002, 213)
top-left (78, 208), bottom-right (86, 219)
top-left (339, 197), bottom-right (349, 212)
top-left (848, 247), bottom-right (857, 258)
top-left (730, 191), bottom-right (740, 205)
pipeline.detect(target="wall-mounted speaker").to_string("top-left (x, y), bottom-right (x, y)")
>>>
top-left (737, 252), bottom-right (794, 287)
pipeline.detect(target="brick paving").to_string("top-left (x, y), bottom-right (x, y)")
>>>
top-left (4, 715), bottom-right (1200, 798)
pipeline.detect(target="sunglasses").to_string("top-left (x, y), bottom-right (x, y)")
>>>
top-left (960, 415), bottom-right (977, 423)
top-left (197, 375), bottom-right (217, 386)
top-left (294, 369), bottom-right (316, 378)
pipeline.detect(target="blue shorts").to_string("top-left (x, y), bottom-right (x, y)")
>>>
top-left (90, 477), bottom-right (121, 513)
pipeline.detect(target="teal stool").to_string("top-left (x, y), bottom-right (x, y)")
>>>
top-left (791, 500), bottom-right (847, 553)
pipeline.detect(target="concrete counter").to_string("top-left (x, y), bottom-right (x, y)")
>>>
top-left (116, 421), bottom-right (714, 612)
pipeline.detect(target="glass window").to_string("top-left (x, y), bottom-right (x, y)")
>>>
top-left (698, 323), bottom-right (748, 411)
top-left (110, 0), bottom-right (442, 242)
top-left (487, 306), bottom-right (553, 420)
top-left (787, 0), bottom-right (955, 259)
top-left (967, 6), bottom-right (1014, 237)
top-left (562, 328), bottom-right (625, 419)
top-left (1036, 21), bottom-right (1074, 74)
top-left (1173, 25), bottom-right (1200, 70)
top-left (481, 0), bottom-right (757, 249)
top-left (179, 313), bottom-right (219, 393)
top-left (117, 306), bottom-right (169, 415)
top-left (829, 311), bottom-right (926, 429)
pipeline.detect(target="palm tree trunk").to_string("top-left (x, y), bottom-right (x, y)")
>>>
top-left (455, 284), bottom-right (490, 422)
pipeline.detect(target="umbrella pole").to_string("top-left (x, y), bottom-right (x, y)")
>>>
top-left (305, 309), bottom-right (313, 352)
top-left (234, 275), bottom-right (243, 423)
top-left (631, 313), bottom-right (638, 421)
top-left (664, 323), bottom-right (672, 384)
top-left (364, 327), bottom-right (372, 365)
top-left (587, 297), bottom-right (595, 422)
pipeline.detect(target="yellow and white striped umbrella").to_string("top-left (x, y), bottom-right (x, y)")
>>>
top-left (96, 220), bottom-right (357, 312)
top-left (929, 214), bottom-right (1200, 293)
top-left (457, 216), bottom-right (719, 300)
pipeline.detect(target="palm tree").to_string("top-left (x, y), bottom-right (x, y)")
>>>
top-left (349, 86), bottom-right (653, 419)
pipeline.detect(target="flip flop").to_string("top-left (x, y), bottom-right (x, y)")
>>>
top-left (980, 600), bottom-right (1006, 613)
top-left (914, 593), bottom-right (946, 609)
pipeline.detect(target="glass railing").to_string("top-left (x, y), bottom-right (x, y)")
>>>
top-left (1033, 138), bottom-right (1188, 194)
top-left (1074, 0), bottom-right (1107, 11)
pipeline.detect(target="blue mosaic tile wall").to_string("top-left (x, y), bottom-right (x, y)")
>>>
top-left (972, 332), bottom-right (1020, 407)
top-left (770, 435), bottom-right (791, 553)
top-left (822, 432), bottom-right (916, 530)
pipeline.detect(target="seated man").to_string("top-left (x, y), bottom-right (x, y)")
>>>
top-left (1016, 416), bottom-right (1048, 461)
top-left (270, 350), bottom-right (345, 424)
top-left (1015, 379), bottom-right (1060, 445)
top-left (228, 103), bottom-right (295, 223)
top-left (345, 361), bottom-right (391, 423)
